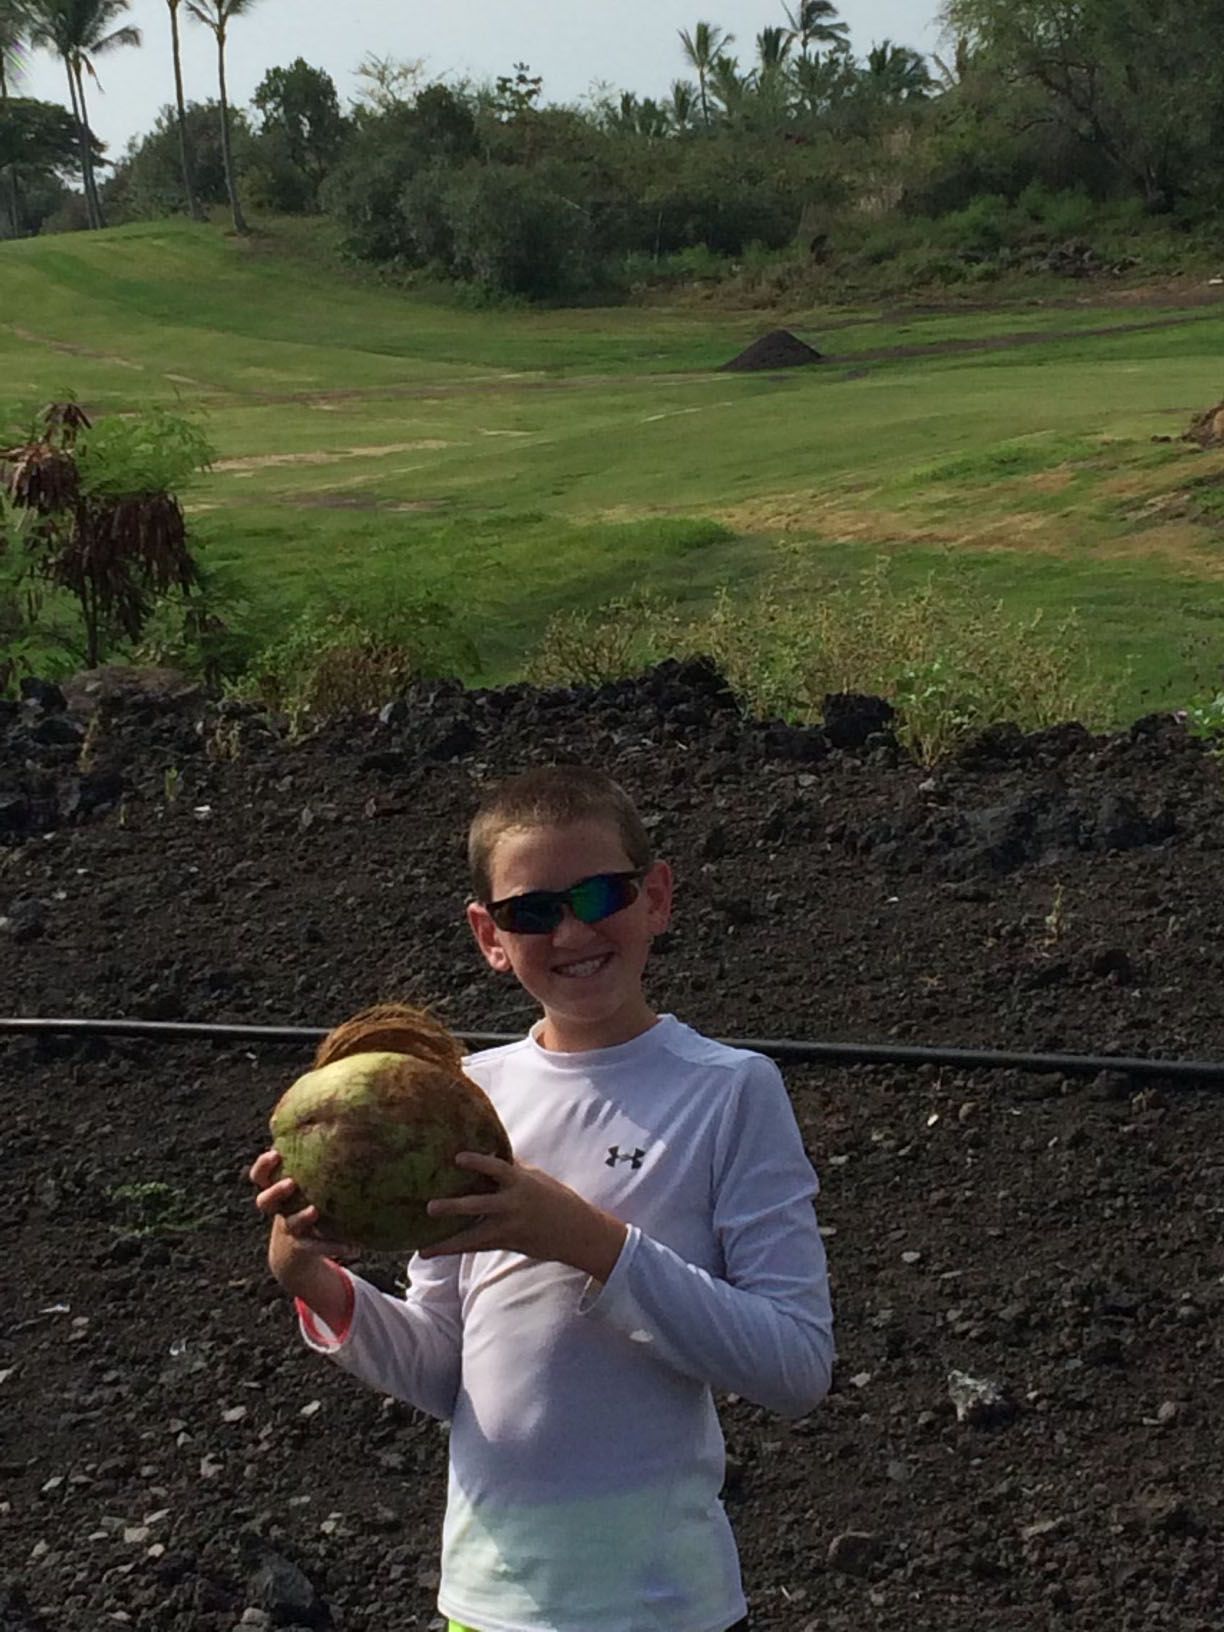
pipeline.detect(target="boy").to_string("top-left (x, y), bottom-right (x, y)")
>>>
top-left (252, 766), bottom-right (835, 1632)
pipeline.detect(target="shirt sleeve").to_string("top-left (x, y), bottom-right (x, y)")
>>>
top-left (580, 1055), bottom-right (834, 1418)
top-left (298, 1250), bottom-right (464, 1422)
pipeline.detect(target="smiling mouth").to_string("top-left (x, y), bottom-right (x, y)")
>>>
top-left (555, 954), bottom-right (612, 979)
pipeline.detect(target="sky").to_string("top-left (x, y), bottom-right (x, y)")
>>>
top-left (15, 0), bottom-right (944, 161)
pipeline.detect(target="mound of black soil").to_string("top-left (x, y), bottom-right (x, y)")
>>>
top-left (720, 328), bottom-right (825, 371)
top-left (3, 661), bottom-right (1224, 1632)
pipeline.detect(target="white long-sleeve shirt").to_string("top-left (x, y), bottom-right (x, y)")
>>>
top-left (300, 1015), bottom-right (834, 1632)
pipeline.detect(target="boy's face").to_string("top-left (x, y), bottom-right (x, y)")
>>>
top-left (467, 819), bottom-right (673, 1053)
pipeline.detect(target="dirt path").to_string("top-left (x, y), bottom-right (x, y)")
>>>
top-left (834, 308), bottom-right (1223, 364)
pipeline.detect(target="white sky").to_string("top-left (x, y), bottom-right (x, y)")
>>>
top-left (15, 0), bottom-right (943, 160)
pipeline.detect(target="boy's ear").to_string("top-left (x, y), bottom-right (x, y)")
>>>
top-left (467, 900), bottom-right (512, 972)
top-left (643, 859), bottom-right (673, 936)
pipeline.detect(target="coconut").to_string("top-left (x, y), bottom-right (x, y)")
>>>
top-left (270, 1005), bottom-right (511, 1254)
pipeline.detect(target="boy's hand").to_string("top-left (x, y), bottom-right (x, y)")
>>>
top-left (420, 1154), bottom-right (628, 1283)
top-left (250, 1149), bottom-right (355, 1327)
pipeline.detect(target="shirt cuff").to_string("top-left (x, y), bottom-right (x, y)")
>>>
top-left (295, 1263), bottom-right (356, 1349)
top-left (578, 1223), bottom-right (640, 1318)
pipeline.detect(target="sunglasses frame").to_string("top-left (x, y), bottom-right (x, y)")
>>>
top-left (484, 869), bottom-right (647, 935)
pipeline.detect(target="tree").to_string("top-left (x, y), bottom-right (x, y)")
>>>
top-left (319, 83), bottom-right (480, 263)
top-left (864, 40), bottom-right (934, 103)
top-left (250, 57), bottom-right (346, 209)
top-left (750, 25), bottom-right (797, 127)
top-left (0, 0), bottom-right (28, 98)
top-left (668, 79), bottom-right (699, 132)
top-left (164, 0), bottom-right (197, 218)
top-left (602, 89), bottom-right (669, 140)
top-left (351, 52), bottom-right (425, 115)
top-left (492, 61), bottom-right (543, 120)
top-left (1, 0), bottom-right (30, 229)
top-left (678, 21), bottom-right (734, 127)
top-left (708, 53), bottom-right (747, 125)
top-left (756, 26), bottom-right (794, 74)
top-left (24, 0), bottom-right (141, 229)
top-left (942, 0), bottom-right (1224, 209)
top-left (791, 46), bottom-right (859, 122)
top-left (783, 1), bottom-right (849, 58)
top-left (185, 0), bottom-right (261, 233)
top-left (1, 401), bottom-right (213, 669)
top-left (0, 95), bottom-right (87, 233)
top-left (104, 97), bottom-right (251, 221)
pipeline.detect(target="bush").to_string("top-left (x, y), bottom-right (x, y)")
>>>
top-left (1017, 182), bottom-right (1096, 240)
top-left (0, 495), bottom-right (81, 694)
top-left (522, 591), bottom-right (681, 689)
top-left (440, 162), bottom-right (594, 298)
top-left (129, 560), bottom-right (254, 692)
top-left (937, 193), bottom-right (1014, 258)
top-left (241, 594), bottom-right (478, 724)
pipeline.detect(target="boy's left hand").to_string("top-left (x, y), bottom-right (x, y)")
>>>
top-left (420, 1154), bottom-right (628, 1282)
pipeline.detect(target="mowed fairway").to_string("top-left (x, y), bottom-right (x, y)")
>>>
top-left (4, 219), bottom-right (1224, 708)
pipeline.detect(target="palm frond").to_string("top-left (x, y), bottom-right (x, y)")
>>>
top-left (92, 22), bottom-right (140, 52)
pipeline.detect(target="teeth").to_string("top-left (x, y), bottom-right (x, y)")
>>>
top-left (558, 956), bottom-right (607, 978)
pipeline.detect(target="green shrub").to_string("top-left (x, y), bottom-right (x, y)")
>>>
top-left (241, 593), bottom-right (477, 724)
top-left (0, 496), bottom-right (81, 695)
top-left (1017, 182), bottom-right (1096, 240)
top-left (397, 160), bottom-right (594, 299)
top-left (522, 590), bottom-right (680, 689)
top-left (128, 560), bottom-right (255, 691)
top-left (938, 193), bottom-right (1014, 257)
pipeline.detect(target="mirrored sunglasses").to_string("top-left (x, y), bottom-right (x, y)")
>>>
top-left (485, 870), bottom-right (645, 935)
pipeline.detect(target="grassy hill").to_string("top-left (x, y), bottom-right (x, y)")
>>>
top-left (4, 218), bottom-right (1224, 711)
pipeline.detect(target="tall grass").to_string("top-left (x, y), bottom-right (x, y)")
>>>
top-left (525, 560), bottom-right (1119, 763)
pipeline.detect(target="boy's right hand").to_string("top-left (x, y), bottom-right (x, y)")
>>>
top-left (250, 1150), bottom-right (354, 1323)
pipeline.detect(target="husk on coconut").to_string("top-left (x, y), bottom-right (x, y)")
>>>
top-left (270, 1003), bottom-right (511, 1254)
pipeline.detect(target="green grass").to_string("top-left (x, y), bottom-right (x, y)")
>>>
top-left (4, 216), bottom-right (1224, 717)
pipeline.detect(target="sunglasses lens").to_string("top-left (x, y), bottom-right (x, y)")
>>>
top-left (497, 893), bottom-right (561, 935)
top-left (569, 873), bottom-right (638, 924)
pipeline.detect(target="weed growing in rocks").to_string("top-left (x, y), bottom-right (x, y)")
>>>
top-left (106, 1180), bottom-right (216, 1236)
top-left (242, 595), bottom-right (477, 728)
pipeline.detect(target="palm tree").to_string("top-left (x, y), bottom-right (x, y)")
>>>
top-left (865, 40), bottom-right (934, 103)
top-left (783, 1), bottom-right (849, 59)
top-left (668, 79), bottom-right (698, 133)
top-left (164, 0), bottom-right (198, 217)
top-left (756, 25), bottom-right (794, 74)
top-left (753, 27), bottom-right (796, 127)
top-left (708, 53), bottom-right (746, 124)
top-left (678, 20), bottom-right (733, 127)
top-left (1, 0), bottom-right (28, 100)
top-left (24, 0), bottom-right (141, 229)
top-left (1, 0), bottom-right (29, 233)
top-left (185, 0), bottom-right (260, 234)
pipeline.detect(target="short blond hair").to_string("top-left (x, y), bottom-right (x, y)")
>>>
top-left (468, 766), bottom-right (653, 902)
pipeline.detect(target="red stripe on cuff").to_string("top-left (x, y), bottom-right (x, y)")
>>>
top-left (295, 1263), bottom-right (355, 1345)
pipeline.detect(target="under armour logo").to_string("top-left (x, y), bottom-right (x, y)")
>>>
top-left (606, 1145), bottom-right (645, 1170)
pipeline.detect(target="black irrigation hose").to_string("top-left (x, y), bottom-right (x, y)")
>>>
top-left (2, 1015), bottom-right (1223, 1085)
